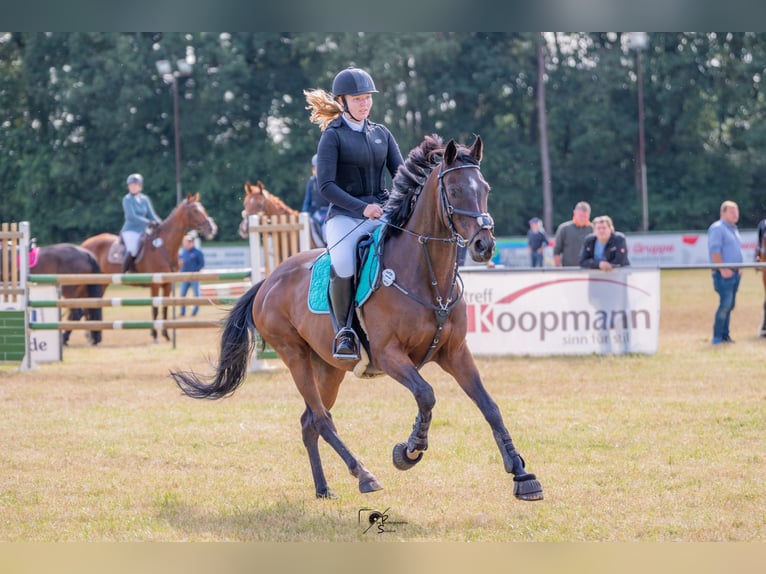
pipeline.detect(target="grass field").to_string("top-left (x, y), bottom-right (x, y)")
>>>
top-left (0, 269), bottom-right (764, 542)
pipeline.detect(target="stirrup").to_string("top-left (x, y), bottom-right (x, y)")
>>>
top-left (333, 327), bottom-right (360, 360)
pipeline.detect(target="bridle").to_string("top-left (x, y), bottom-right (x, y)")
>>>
top-left (437, 163), bottom-right (495, 247)
top-left (383, 159), bottom-right (494, 368)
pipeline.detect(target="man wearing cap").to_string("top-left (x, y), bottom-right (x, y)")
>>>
top-left (120, 173), bottom-right (161, 273)
top-left (527, 217), bottom-right (548, 268)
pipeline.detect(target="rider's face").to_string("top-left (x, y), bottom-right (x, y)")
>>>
top-left (344, 93), bottom-right (372, 121)
top-left (128, 182), bottom-right (143, 194)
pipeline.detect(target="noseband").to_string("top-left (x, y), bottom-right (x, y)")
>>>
top-left (437, 163), bottom-right (494, 247)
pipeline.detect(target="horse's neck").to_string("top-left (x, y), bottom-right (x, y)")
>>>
top-left (269, 197), bottom-right (296, 216)
top-left (158, 205), bottom-right (187, 254)
top-left (387, 190), bottom-right (459, 291)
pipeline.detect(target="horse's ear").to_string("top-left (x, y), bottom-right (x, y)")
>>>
top-left (257, 181), bottom-right (265, 191)
top-left (444, 139), bottom-right (458, 165)
top-left (470, 135), bottom-right (483, 162)
top-left (193, 192), bottom-right (200, 202)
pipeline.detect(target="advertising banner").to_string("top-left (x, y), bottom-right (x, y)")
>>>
top-left (461, 268), bottom-right (660, 356)
top-left (27, 285), bottom-right (62, 363)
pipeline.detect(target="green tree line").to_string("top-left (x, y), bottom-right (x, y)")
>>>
top-left (2, 32), bottom-right (765, 244)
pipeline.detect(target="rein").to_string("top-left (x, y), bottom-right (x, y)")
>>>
top-left (382, 161), bottom-right (494, 369)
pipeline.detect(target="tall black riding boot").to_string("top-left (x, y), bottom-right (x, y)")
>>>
top-left (329, 268), bottom-right (359, 360)
top-left (122, 253), bottom-right (135, 273)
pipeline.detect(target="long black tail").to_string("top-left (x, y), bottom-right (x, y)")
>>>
top-left (170, 281), bottom-right (264, 399)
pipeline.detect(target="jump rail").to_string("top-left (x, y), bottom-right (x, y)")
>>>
top-left (28, 270), bottom-right (252, 286)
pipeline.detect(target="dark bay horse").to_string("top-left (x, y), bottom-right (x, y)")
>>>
top-left (32, 243), bottom-right (104, 346)
top-left (81, 193), bottom-right (218, 342)
top-left (172, 135), bottom-right (543, 501)
top-left (758, 219), bottom-right (766, 336)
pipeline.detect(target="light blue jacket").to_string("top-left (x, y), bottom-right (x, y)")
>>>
top-left (121, 192), bottom-right (161, 234)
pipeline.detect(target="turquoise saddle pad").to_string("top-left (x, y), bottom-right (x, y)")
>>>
top-left (308, 227), bottom-right (382, 314)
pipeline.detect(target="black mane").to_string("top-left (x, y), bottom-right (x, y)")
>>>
top-left (384, 134), bottom-right (478, 235)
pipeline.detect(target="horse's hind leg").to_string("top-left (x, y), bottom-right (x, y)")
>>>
top-left (300, 406), bottom-right (334, 498)
top-left (290, 354), bottom-right (382, 497)
top-left (761, 299), bottom-right (766, 337)
top-left (63, 308), bottom-right (83, 345)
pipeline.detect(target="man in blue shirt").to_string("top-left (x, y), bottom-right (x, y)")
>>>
top-left (178, 234), bottom-right (205, 317)
top-left (707, 200), bottom-right (743, 345)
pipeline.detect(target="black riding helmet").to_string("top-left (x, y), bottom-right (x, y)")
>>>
top-left (331, 67), bottom-right (378, 97)
top-left (332, 67), bottom-right (378, 122)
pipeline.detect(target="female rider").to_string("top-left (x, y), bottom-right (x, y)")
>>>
top-left (305, 67), bottom-right (404, 359)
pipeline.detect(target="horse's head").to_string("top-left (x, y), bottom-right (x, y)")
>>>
top-left (438, 136), bottom-right (495, 262)
top-left (182, 193), bottom-right (218, 240)
top-left (239, 181), bottom-right (268, 238)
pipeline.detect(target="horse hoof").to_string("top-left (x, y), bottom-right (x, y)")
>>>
top-left (360, 477), bottom-right (384, 493)
top-left (316, 489), bottom-right (338, 500)
top-left (513, 473), bottom-right (544, 501)
top-left (392, 442), bottom-right (423, 470)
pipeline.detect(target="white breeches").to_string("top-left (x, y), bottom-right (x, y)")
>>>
top-left (325, 215), bottom-right (384, 278)
top-left (121, 231), bottom-right (141, 256)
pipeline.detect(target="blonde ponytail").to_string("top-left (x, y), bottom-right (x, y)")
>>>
top-left (304, 88), bottom-right (343, 131)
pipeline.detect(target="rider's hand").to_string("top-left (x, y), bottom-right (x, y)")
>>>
top-left (363, 204), bottom-right (384, 220)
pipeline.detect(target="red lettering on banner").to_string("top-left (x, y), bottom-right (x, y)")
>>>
top-left (466, 304), bottom-right (493, 333)
top-left (632, 243), bottom-right (674, 255)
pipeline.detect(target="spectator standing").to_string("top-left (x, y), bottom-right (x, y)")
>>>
top-left (301, 153), bottom-right (330, 247)
top-left (178, 234), bottom-right (205, 317)
top-left (553, 201), bottom-right (592, 267)
top-left (527, 217), bottom-right (548, 267)
top-left (707, 200), bottom-right (742, 345)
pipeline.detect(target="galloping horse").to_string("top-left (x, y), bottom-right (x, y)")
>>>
top-left (172, 135), bottom-right (543, 501)
top-left (81, 193), bottom-right (218, 343)
top-left (758, 219), bottom-right (766, 336)
top-left (238, 180), bottom-right (324, 248)
top-left (32, 243), bottom-right (104, 346)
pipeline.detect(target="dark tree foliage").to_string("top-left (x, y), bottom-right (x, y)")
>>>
top-left (2, 32), bottom-right (765, 244)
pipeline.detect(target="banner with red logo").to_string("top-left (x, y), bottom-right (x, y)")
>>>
top-left (461, 268), bottom-right (660, 355)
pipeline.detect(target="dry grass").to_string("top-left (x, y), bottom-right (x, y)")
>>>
top-left (1, 270), bottom-right (765, 541)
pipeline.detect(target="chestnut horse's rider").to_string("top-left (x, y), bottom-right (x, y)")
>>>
top-left (120, 173), bottom-right (162, 273)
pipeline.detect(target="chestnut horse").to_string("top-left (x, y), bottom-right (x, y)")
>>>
top-left (237, 180), bottom-right (298, 238)
top-left (32, 243), bottom-right (104, 346)
top-left (81, 193), bottom-right (218, 342)
top-left (238, 180), bottom-right (324, 248)
top-left (758, 219), bottom-right (766, 336)
top-left (172, 135), bottom-right (543, 501)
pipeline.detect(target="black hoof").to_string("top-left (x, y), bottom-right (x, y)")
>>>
top-left (513, 473), bottom-right (544, 501)
top-left (392, 442), bottom-right (423, 470)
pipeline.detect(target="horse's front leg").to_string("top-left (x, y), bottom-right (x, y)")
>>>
top-left (162, 284), bottom-right (171, 341)
top-left (375, 355), bottom-right (435, 469)
top-left (438, 344), bottom-right (543, 501)
top-left (150, 303), bottom-right (159, 343)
